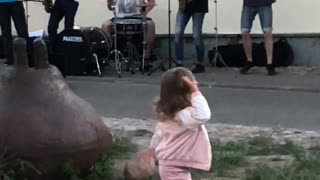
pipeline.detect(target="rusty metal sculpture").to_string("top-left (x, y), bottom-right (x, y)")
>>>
top-left (0, 38), bottom-right (112, 178)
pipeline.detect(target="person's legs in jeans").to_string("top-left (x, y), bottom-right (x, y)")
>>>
top-left (240, 5), bottom-right (257, 74)
top-left (191, 12), bottom-right (205, 73)
top-left (11, 1), bottom-right (33, 66)
top-left (258, 5), bottom-right (275, 75)
top-left (12, 2), bottom-right (28, 40)
top-left (63, 0), bottom-right (79, 30)
top-left (174, 10), bottom-right (191, 65)
top-left (48, 0), bottom-right (64, 44)
top-left (0, 3), bottom-right (14, 64)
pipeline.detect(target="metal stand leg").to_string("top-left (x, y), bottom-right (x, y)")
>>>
top-left (140, 12), bottom-right (147, 74)
top-left (147, 0), bottom-right (174, 76)
top-left (127, 41), bottom-right (136, 74)
top-left (211, 0), bottom-right (231, 70)
top-left (109, 10), bottom-right (124, 78)
top-left (93, 53), bottom-right (102, 77)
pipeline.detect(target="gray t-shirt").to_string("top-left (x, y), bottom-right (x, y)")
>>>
top-left (116, 0), bottom-right (142, 17)
top-left (244, 0), bottom-right (275, 7)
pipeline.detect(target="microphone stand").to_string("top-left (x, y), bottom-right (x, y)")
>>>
top-left (21, 0), bottom-right (43, 29)
top-left (210, 0), bottom-right (229, 69)
top-left (147, 0), bottom-right (174, 76)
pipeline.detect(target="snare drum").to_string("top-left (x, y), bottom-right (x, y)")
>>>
top-left (115, 18), bottom-right (143, 35)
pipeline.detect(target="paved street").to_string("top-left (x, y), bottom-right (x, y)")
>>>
top-left (66, 67), bottom-right (320, 131)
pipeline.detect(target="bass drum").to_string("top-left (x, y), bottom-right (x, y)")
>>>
top-left (52, 28), bottom-right (92, 76)
top-left (80, 27), bottom-right (111, 62)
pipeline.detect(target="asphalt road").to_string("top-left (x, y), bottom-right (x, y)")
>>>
top-left (67, 78), bottom-right (320, 131)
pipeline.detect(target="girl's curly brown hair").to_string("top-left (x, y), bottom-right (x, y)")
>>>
top-left (154, 67), bottom-right (195, 121)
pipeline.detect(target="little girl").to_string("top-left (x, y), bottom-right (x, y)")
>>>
top-left (140, 67), bottom-right (212, 179)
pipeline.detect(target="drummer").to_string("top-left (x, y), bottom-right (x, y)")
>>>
top-left (102, 0), bottom-right (156, 69)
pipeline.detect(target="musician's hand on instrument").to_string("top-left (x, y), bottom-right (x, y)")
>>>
top-left (107, 3), bottom-right (113, 10)
top-left (107, 0), bottom-right (114, 10)
top-left (43, 0), bottom-right (53, 13)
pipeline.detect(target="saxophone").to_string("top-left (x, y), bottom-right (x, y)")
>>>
top-left (42, 0), bottom-right (53, 13)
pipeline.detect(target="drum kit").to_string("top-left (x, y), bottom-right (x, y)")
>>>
top-left (68, 1), bottom-right (157, 78)
top-left (63, 1), bottom-right (157, 77)
top-left (21, 0), bottom-right (156, 78)
top-left (108, 1), bottom-right (156, 77)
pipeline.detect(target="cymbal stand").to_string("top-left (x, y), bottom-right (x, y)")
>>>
top-left (21, 0), bottom-right (42, 29)
top-left (26, 1), bottom-right (29, 28)
top-left (211, 0), bottom-right (230, 69)
top-left (109, 7), bottom-right (124, 78)
top-left (147, 0), bottom-right (174, 76)
top-left (140, 6), bottom-right (147, 74)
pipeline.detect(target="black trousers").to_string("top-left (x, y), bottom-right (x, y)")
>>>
top-left (0, 2), bottom-right (29, 64)
top-left (48, 0), bottom-right (79, 44)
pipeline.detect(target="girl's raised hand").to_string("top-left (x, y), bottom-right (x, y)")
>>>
top-left (182, 76), bottom-right (199, 93)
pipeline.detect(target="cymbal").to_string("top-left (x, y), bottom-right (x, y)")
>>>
top-left (136, 3), bottom-right (157, 7)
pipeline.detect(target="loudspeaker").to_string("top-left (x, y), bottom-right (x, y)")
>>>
top-left (208, 38), bottom-right (294, 67)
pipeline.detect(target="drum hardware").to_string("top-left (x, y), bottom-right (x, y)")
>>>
top-left (210, 0), bottom-right (230, 69)
top-left (81, 26), bottom-right (111, 77)
top-left (125, 41), bottom-right (139, 74)
top-left (140, 4), bottom-right (147, 74)
top-left (114, 18), bottom-right (144, 70)
top-left (93, 53), bottom-right (102, 76)
top-left (109, 6), bottom-right (125, 78)
top-left (107, 2), bottom-right (156, 77)
top-left (19, 0), bottom-right (43, 30)
top-left (137, 2), bottom-right (156, 74)
top-left (147, 0), bottom-right (174, 76)
top-left (115, 19), bottom-right (143, 34)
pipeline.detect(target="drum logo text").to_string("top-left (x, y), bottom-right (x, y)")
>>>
top-left (63, 36), bottom-right (83, 42)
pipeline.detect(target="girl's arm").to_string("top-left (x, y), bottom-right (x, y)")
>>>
top-left (178, 92), bottom-right (211, 129)
top-left (178, 76), bottom-right (211, 129)
top-left (150, 124), bottom-right (163, 149)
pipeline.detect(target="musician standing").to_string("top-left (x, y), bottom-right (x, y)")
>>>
top-left (175, 0), bottom-right (208, 74)
top-left (240, 0), bottom-right (276, 76)
top-left (47, 0), bottom-right (79, 44)
top-left (0, 0), bottom-right (29, 65)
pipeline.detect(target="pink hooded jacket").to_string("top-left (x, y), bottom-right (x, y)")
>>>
top-left (150, 92), bottom-right (212, 171)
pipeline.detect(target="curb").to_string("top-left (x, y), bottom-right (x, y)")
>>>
top-left (67, 76), bottom-right (320, 94)
top-left (205, 82), bottom-right (320, 93)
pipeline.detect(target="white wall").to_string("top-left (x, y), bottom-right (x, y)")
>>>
top-left (15, 0), bottom-right (320, 35)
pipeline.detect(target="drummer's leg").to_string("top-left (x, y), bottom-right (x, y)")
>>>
top-left (145, 18), bottom-right (155, 60)
top-left (101, 19), bottom-right (113, 40)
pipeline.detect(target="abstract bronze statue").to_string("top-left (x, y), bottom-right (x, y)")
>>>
top-left (0, 38), bottom-right (112, 178)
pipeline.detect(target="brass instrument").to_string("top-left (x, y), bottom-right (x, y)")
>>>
top-left (42, 0), bottom-right (53, 13)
